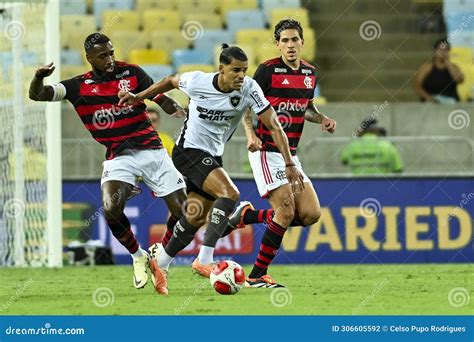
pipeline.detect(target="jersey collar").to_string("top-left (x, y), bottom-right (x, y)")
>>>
top-left (212, 73), bottom-right (234, 93)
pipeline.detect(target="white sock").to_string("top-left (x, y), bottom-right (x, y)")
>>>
top-left (132, 247), bottom-right (145, 259)
top-left (157, 249), bottom-right (174, 271)
top-left (198, 246), bottom-right (214, 265)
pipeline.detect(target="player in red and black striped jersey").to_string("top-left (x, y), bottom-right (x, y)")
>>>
top-left (29, 33), bottom-right (187, 290)
top-left (224, 20), bottom-right (337, 288)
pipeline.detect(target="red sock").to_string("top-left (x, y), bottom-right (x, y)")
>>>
top-left (243, 209), bottom-right (274, 224)
top-left (162, 215), bottom-right (178, 248)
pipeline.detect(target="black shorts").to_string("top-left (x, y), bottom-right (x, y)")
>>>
top-left (172, 145), bottom-right (223, 200)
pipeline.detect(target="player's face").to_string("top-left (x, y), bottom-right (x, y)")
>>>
top-left (277, 29), bottom-right (303, 63)
top-left (86, 41), bottom-right (116, 73)
top-left (220, 58), bottom-right (248, 90)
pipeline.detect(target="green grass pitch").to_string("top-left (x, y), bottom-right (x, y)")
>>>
top-left (0, 264), bottom-right (472, 315)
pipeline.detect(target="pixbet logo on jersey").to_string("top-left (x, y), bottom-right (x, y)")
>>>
top-left (277, 100), bottom-right (308, 112)
top-left (92, 104), bottom-right (134, 130)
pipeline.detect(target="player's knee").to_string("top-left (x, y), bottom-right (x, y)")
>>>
top-left (277, 207), bottom-right (295, 227)
top-left (301, 209), bottom-right (321, 226)
top-left (217, 187), bottom-right (240, 202)
top-left (102, 198), bottom-right (123, 222)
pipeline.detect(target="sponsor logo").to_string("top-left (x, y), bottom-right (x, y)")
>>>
top-left (84, 79), bottom-right (95, 84)
top-left (230, 95), bottom-right (241, 107)
top-left (304, 76), bottom-right (313, 89)
top-left (115, 70), bottom-right (130, 79)
top-left (202, 157), bottom-right (213, 166)
top-left (196, 106), bottom-right (232, 121)
top-left (198, 95), bottom-right (209, 100)
top-left (118, 79), bottom-right (132, 92)
top-left (102, 170), bottom-right (110, 179)
top-left (277, 100), bottom-right (307, 112)
top-left (301, 69), bottom-right (312, 75)
top-left (274, 67), bottom-right (287, 73)
top-left (211, 208), bottom-right (225, 224)
top-left (250, 90), bottom-right (265, 108)
top-left (282, 78), bottom-right (290, 85)
top-left (275, 169), bottom-right (286, 181)
top-left (177, 178), bottom-right (184, 184)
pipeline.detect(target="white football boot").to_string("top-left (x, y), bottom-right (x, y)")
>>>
top-left (132, 251), bottom-right (150, 289)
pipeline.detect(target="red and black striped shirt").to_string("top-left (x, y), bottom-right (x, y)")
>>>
top-left (61, 61), bottom-right (162, 160)
top-left (254, 57), bottom-right (317, 155)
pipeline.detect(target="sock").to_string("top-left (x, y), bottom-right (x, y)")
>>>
top-left (164, 216), bottom-right (200, 257)
top-left (202, 197), bottom-right (236, 248)
top-left (132, 247), bottom-right (146, 259)
top-left (198, 245), bottom-right (215, 265)
top-left (162, 215), bottom-right (179, 248)
top-left (107, 214), bottom-right (139, 254)
top-left (243, 209), bottom-right (274, 224)
top-left (249, 219), bottom-right (287, 278)
top-left (157, 248), bottom-right (174, 270)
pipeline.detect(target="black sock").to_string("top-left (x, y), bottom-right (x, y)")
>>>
top-left (202, 197), bottom-right (236, 247)
top-left (162, 215), bottom-right (179, 248)
top-left (106, 214), bottom-right (139, 254)
top-left (243, 209), bottom-right (274, 224)
top-left (164, 216), bottom-right (200, 257)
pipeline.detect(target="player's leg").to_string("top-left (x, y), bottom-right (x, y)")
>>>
top-left (161, 189), bottom-right (187, 248)
top-left (293, 181), bottom-right (321, 227)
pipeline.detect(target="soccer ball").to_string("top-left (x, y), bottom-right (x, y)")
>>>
top-left (210, 260), bottom-right (245, 295)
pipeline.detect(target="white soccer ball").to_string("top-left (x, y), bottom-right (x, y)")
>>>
top-left (209, 260), bottom-right (245, 295)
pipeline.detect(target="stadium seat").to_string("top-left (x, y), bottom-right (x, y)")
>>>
top-left (270, 7), bottom-right (310, 28)
top-left (176, 0), bottom-right (217, 15)
top-left (61, 49), bottom-right (83, 65)
top-left (218, 0), bottom-right (258, 18)
top-left (108, 31), bottom-right (150, 59)
top-left (60, 0), bottom-right (86, 15)
top-left (449, 32), bottom-right (474, 49)
top-left (236, 29), bottom-right (275, 48)
top-left (177, 64), bottom-right (215, 73)
top-left (140, 64), bottom-right (174, 82)
top-left (61, 65), bottom-right (86, 80)
top-left (150, 31), bottom-right (191, 53)
top-left (128, 49), bottom-right (170, 65)
top-left (444, 12), bottom-right (474, 35)
top-left (262, 0), bottom-right (301, 19)
top-left (61, 15), bottom-right (97, 35)
top-left (184, 13), bottom-right (223, 29)
top-left (1, 52), bottom-right (39, 74)
top-left (213, 44), bottom-right (256, 66)
top-left (93, 0), bottom-right (134, 27)
top-left (255, 43), bottom-right (280, 64)
top-left (456, 63), bottom-right (474, 102)
top-left (443, 0), bottom-right (474, 13)
top-left (142, 10), bottom-right (181, 31)
top-left (136, 0), bottom-right (176, 12)
top-left (301, 27), bottom-right (316, 61)
top-left (451, 47), bottom-right (473, 65)
top-left (101, 10), bottom-right (139, 33)
top-left (172, 49), bottom-right (213, 68)
top-left (226, 10), bottom-right (266, 34)
top-left (193, 30), bottom-right (234, 51)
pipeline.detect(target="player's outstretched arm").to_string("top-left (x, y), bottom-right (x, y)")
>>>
top-left (29, 62), bottom-right (56, 101)
top-left (154, 94), bottom-right (187, 118)
top-left (242, 109), bottom-right (262, 152)
top-left (259, 107), bottom-right (305, 192)
top-left (118, 74), bottom-right (180, 106)
top-left (305, 102), bottom-right (337, 133)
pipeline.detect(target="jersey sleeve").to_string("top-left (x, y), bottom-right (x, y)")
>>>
top-left (247, 78), bottom-right (271, 116)
top-left (252, 63), bottom-right (271, 94)
top-left (134, 66), bottom-right (155, 95)
top-left (59, 78), bottom-right (78, 102)
top-left (178, 71), bottom-right (200, 97)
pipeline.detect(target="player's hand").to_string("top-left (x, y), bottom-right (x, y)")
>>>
top-left (35, 62), bottom-right (55, 79)
top-left (285, 165), bottom-right (305, 193)
top-left (118, 91), bottom-right (139, 106)
top-left (321, 117), bottom-right (337, 133)
top-left (247, 135), bottom-right (262, 152)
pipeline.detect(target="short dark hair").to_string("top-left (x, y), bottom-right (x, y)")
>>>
top-left (219, 43), bottom-right (248, 64)
top-left (433, 38), bottom-right (450, 50)
top-left (274, 19), bottom-right (304, 41)
top-left (84, 33), bottom-right (110, 52)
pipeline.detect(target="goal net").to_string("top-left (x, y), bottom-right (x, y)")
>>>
top-left (0, 0), bottom-right (62, 267)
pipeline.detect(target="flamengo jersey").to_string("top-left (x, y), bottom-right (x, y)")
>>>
top-left (58, 61), bottom-right (161, 159)
top-left (254, 57), bottom-right (317, 155)
top-left (177, 71), bottom-right (270, 156)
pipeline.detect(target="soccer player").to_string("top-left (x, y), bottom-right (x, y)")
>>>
top-left (225, 19), bottom-right (337, 288)
top-left (28, 33), bottom-right (187, 289)
top-left (118, 44), bottom-right (303, 295)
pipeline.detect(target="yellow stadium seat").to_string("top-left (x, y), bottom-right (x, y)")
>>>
top-left (108, 31), bottom-right (150, 59)
top-left (61, 65), bottom-right (87, 80)
top-left (256, 43), bottom-right (280, 64)
top-left (218, 0), bottom-right (258, 17)
top-left (451, 47), bottom-right (473, 65)
top-left (61, 15), bottom-right (96, 33)
top-left (177, 64), bottom-right (215, 73)
top-left (101, 10), bottom-right (139, 32)
top-left (184, 13), bottom-right (223, 29)
top-left (270, 8), bottom-right (310, 28)
top-left (176, 0), bottom-right (217, 15)
top-left (150, 31), bottom-right (191, 53)
top-left (236, 29), bottom-right (275, 48)
top-left (457, 63), bottom-right (474, 102)
top-left (128, 49), bottom-right (170, 65)
top-left (313, 96), bottom-right (327, 105)
top-left (301, 27), bottom-right (316, 61)
top-left (81, 47), bottom-right (125, 65)
top-left (136, 0), bottom-right (177, 22)
top-left (214, 44), bottom-right (256, 66)
top-left (142, 10), bottom-right (181, 31)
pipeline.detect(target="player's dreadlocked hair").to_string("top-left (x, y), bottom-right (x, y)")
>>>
top-left (274, 19), bottom-right (304, 41)
top-left (84, 32), bottom-right (111, 52)
top-left (219, 43), bottom-right (247, 64)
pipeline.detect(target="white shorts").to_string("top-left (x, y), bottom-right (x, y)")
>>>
top-left (101, 148), bottom-right (185, 197)
top-left (248, 150), bottom-right (311, 198)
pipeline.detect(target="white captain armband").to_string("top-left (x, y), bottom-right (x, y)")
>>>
top-left (50, 83), bottom-right (67, 101)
